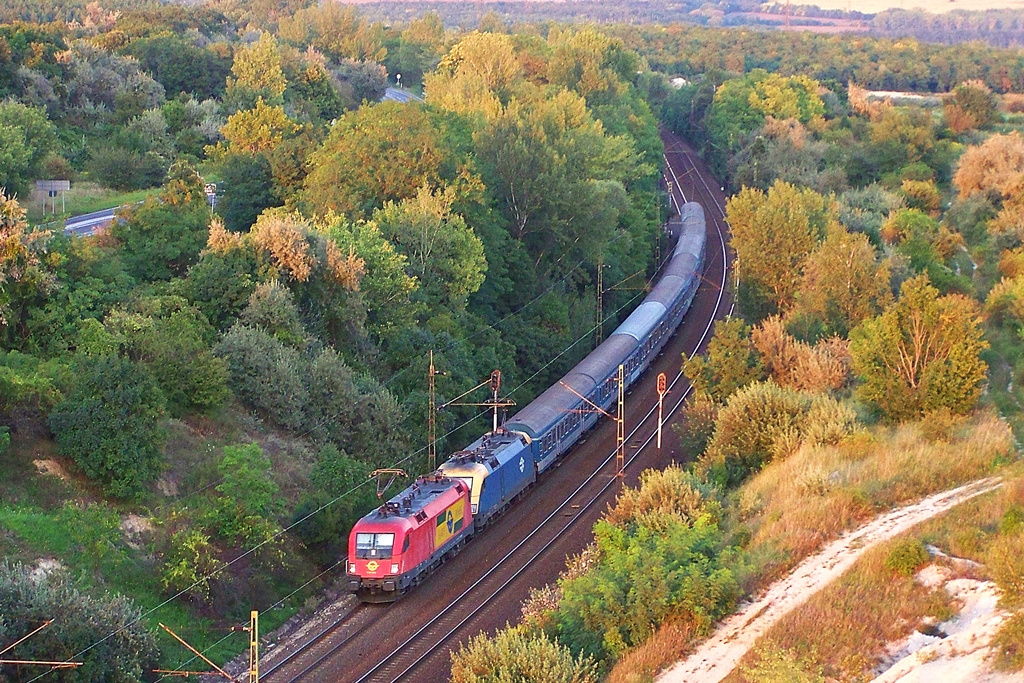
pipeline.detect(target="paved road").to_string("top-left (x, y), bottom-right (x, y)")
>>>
top-left (383, 87), bottom-right (423, 103)
top-left (62, 207), bottom-right (118, 237)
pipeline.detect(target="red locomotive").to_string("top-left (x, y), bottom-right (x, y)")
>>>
top-left (346, 475), bottom-right (473, 602)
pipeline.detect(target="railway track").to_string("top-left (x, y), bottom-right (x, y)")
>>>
top-left (262, 130), bottom-right (733, 683)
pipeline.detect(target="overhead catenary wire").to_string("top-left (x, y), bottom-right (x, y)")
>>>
top-left (29, 172), bottom-right (683, 680)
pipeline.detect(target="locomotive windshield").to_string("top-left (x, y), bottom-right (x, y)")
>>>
top-left (355, 533), bottom-right (395, 559)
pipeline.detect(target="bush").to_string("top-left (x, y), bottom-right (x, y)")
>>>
top-left (987, 532), bottom-right (1024, 608)
top-left (994, 612), bottom-right (1024, 672)
top-left (605, 465), bottom-right (721, 531)
top-left (88, 145), bottom-right (166, 190)
top-left (0, 560), bottom-right (158, 680)
top-left (161, 528), bottom-right (219, 602)
top-left (450, 625), bottom-right (598, 683)
top-left (0, 426), bottom-right (8, 455)
top-left (884, 538), bottom-right (930, 577)
top-left (48, 355), bottom-right (166, 498)
top-left (214, 324), bottom-right (309, 431)
top-left (555, 518), bottom-right (739, 662)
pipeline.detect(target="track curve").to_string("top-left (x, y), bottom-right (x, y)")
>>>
top-left (260, 129), bottom-right (733, 683)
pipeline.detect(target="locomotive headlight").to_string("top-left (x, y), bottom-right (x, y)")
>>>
top-left (349, 563), bottom-right (356, 573)
top-left (471, 504), bottom-right (478, 514)
top-left (391, 563), bottom-right (399, 574)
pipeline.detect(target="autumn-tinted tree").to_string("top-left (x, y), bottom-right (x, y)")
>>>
top-left (221, 98), bottom-right (298, 156)
top-left (683, 317), bottom-right (763, 403)
top-left (726, 180), bottom-right (833, 317)
top-left (0, 192), bottom-right (54, 347)
top-left (850, 275), bottom-right (988, 421)
top-left (943, 81), bottom-right (998, 134)
top-left (792, 227), bottom-right (892, 337)
top-left (225, 32), bottom-right (287, 109)
top-left (303, 102), bottom-right (468, 219)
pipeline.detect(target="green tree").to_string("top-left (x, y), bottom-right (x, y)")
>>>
top-left (0, 101), bottom-right (56, 197)
top-left (48, 354), bottom-right (166, 497)
top-left (555, 517), bottom-right (738, 661)
top-left (726, 180), bottom-right (833, 317)
top-left (112, 161), bottom-right (212, 280)
top-left (683, 317), bottom-right (764, 403)
top-left (221, 98), bottom-right (298, 156)
top-left (1, 192), bottom-right (54, 345)
top-left (215, 152), bottom-right (278, 233)
top-left (850, 275), bottom-right (988, 421)
top-left (373, 185), bottom-right (487, 307)
top-left (450, 625), bottom-right (599, 683)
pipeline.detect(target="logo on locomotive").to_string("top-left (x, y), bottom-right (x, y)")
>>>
top-left (435, 500), bottom-right (464, 546)
top-left (366, 560), bottom-right (379, 573)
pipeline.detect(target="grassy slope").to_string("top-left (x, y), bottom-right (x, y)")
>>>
top-left (607, 414), bottom-right (1018, 682)
top-left (0, 406), bottom-right (323, 667)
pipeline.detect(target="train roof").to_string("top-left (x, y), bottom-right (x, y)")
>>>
top-left (354, 476), bottom-right (467, 530)
top-left (440, 429), bottom-right (529, 473)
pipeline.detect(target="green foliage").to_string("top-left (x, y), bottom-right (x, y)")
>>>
top-left (238, 280), bottom-right (307, 346)
top-left (216, 443), bottom-right (278, 517)
top-left (850, 276), bottom-right (988, 422)
top-left (226, 32), bottom-right (287, 108)
top-left (884, 538), bottom-right (930, 577)
top-left (216, 152), bottom-right (279, 233)
top-left (161, 528), bottom-right (218, 601)
top-left (987, 531), bottom-right (1024, 609)
top-left (122, 33), bottom-right (230, 100)
top-left (112, 162), bottom-right (212, 280)
top-left (605, 464), bottom-right (721, 531)
top-left (450, 625), bottom-right (599, 683)
top-left (0, 426), bottom-right (8, 456)
top-left (994, 613), bottom-right (1024, 672)
top-left (88, 145), bottom-right (167, 191)
top-left (555, 517), bottom-right (738, 661)
top-left (0, 560), bottom-right (158, 681)
top-left (48, 354), bottom-right (166, 498)
top-left (0, 350), bottom-right (65, 429)
top-left (697, 382), bottom-right (858, 488)
top-left (683, 318), bottom-right (763, 403)
top-left (0, 100), bottom-right (57, 197)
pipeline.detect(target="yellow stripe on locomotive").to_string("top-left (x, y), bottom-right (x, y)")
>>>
top-left (434, 500), bottom-right (465, 547)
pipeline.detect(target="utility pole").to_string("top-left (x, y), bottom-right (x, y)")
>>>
top-left (247, 611), bottom-right (259, 683)
top-left (427, 350), bottom-right (445, 473)
top-left (442, 369), bottom-right (515, 434)
top-left (656, 372), bottom-right (667, 452)
top-left (596, 255), bottom-right (604, 346)
top-left (617, 364), bottom-right (625, 480)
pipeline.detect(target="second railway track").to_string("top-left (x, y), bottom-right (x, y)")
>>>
top-left (262, 130), bottom-right (733, 683)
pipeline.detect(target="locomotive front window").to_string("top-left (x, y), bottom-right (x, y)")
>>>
top-left (355, 533), bottom-right (395, 559)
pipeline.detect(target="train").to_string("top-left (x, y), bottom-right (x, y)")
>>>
top-left (346, 202), bottom-right (707, 602)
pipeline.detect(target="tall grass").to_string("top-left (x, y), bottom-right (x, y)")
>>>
top-left (733, 413), bottom-right (1014, 591)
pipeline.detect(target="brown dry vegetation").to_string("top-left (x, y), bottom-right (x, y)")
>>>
top-left (728, 466), bottom-right (1024, 681)
top-left (606, 413), bottom-right (1015, 683)
top-left (736, 413), bottom-right (1013, 592)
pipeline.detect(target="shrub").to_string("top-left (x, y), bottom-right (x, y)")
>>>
top-left (161, 528), bottom-right (219, 602)
top-left (555, 518), bottom-right (739, 662)
top-left (993, 612), bottom-right (1024, 672)
top-left (740, 644), bottom-right (826, 683)
top-left (987, 532), bottom-right (1024, 608)
top-left (450, 625), bottom-right (598, 683)
top-left (0, 426), bottom-right (8, 455)
top-left (605, 465), bottom-right (721, 531)
top-left (884, 538), bottom-right (930, 577)
top-left (48, 354), bottom-right (166, 498)
top-left (0, 561), bottom-right (158, 680)
top-left (214, 324), bottom-right (308, 431)
top-left (88, 145), bottom-right (166, 190)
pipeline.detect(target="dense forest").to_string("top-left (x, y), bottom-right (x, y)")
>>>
top-left (3, 0), bottom-right (1024, 679)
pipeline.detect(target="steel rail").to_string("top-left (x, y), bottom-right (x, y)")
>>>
top-left (259, 604), bottom-right (384, 681)
top-left (305, 148), bottom-right (733, 683)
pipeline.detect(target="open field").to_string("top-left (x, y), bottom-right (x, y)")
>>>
top-left (788, 0), bottom-right (1024, 13)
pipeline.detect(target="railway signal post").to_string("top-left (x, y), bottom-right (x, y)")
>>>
top-left (657, 372), bottom-right (667, 452)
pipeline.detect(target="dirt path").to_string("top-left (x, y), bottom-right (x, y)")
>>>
top-left (657, 477), bottom-right (1005, 683)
